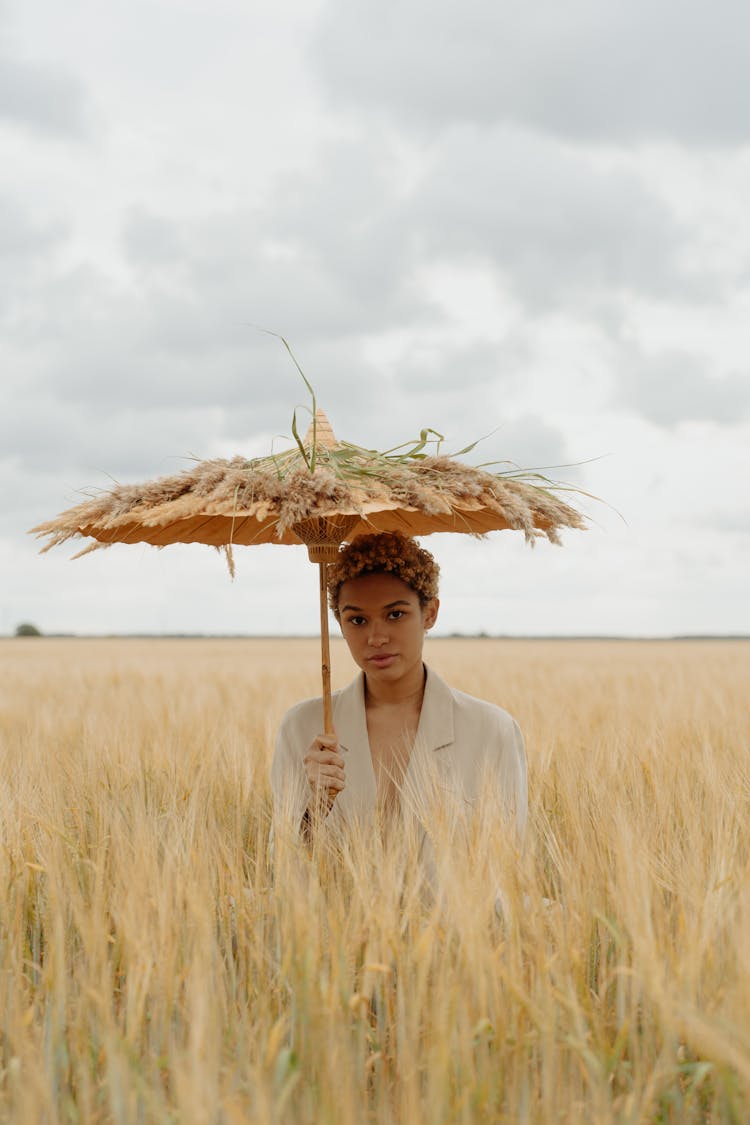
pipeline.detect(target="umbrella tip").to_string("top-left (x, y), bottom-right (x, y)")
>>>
top-left (303, 409), bottom-right (337, 449)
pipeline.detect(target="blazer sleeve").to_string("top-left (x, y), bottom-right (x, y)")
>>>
top-left (478, 708), bottom-right (528, 843)
top-left (269, 709), bottom-right (310, 848)
top-left (507, 717), bottom-right (528, 843)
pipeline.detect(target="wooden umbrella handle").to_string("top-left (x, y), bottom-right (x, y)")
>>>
top-left (318, 561), bottom-right (334, 735)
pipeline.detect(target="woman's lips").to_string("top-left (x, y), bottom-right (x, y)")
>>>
top-left (369, 653), bottom-right (396, 668)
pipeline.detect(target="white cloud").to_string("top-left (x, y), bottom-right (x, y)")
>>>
top-left (616, 346), bottom-right (750, 427)
top-left (0, 51), bottom-right (91, 136)
top-left (311, 0), bottom-right (750, 145)
top-left (399, 126), bottom-right (702, 309)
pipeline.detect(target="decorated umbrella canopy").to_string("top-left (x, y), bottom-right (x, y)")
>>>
top-left (32, 406), bottom-right (585, 732)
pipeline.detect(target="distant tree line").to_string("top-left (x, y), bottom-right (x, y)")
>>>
top-left (15, 623), bottom-right (42, 637)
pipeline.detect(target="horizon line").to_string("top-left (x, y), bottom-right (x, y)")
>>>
top-left (4, 632), bottom-right (749, 643)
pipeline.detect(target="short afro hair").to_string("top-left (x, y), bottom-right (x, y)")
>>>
top-left (327, 531), bottom-right (440, 617)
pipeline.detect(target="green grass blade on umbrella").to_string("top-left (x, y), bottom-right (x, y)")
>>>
top-left (290, 408), bottom-right (312, 472)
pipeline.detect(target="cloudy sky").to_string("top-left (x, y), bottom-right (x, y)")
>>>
top-left (3, 0), bottom-right (748, 638)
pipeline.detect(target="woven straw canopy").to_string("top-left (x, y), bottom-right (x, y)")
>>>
top-left (32, 410), bottom-right (585, 561)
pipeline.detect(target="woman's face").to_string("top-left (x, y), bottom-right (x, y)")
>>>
top-left (336, 572), bottom-right (439, 684)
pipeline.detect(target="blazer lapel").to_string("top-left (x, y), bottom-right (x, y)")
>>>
top-left (414, 666), bottom-right (455, 753)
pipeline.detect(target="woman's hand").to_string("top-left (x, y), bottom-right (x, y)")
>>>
top-left (303, 734), bottom-right (346, 809)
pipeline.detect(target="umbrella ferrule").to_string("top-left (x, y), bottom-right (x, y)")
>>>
top-left (293, 514), bottom-right (359, 563)
top-left (305, 543), bottom-right (340, 563)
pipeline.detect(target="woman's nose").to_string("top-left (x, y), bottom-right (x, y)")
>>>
top-left (368, 621), bottom-right (388, 646)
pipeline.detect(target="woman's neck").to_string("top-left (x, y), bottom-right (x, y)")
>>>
top-left (364, 663), bottom-right (427, 710)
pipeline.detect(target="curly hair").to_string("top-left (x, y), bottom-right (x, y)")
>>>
top-left (327, 531), bottom-right (440, 617)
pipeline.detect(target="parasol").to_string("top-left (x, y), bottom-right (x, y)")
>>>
top-left (32, 407), bottom-right (585, 732)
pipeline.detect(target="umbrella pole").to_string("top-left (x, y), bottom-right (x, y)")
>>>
top-left (318, 561), bottom-right (334, 734)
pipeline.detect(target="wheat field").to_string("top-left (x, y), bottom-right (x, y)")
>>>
top-left (0, 636), bottom-right (748, 1123)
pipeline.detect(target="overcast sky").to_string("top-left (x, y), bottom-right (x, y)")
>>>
top-left (2, 0), bottom-right (749, 638)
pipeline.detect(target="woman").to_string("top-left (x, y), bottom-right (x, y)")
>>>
top-left (270, 532), bottom-right (527, 861)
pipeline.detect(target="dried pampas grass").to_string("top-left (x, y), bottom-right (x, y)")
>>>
top-left (31, 412), bottom-right (586, 562)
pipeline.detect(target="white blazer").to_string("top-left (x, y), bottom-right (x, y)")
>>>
top-left (270, 665), bottom-right (528, 848)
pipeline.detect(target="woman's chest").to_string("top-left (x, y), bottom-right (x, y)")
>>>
top-left (367, 705), bottom-right (425, 805)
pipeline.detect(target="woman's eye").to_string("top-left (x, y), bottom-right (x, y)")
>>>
top-left (348, 616), bottom-right (366, 626)
top-left (388, 610), bottom-right (404, 620)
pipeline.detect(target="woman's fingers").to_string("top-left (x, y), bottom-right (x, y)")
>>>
top-left (315, 761), bottom-right (345, 778)
top-left (316, 774), bottom-right (344, 791)
top-left (303, 750), bottom-right (345, 770)
top-left (315, 751), bottom-right (345, 768)
top-left (313, 734), bottom-right (339, 752)
top-left (304, 733), bottom-right (346, 800)
top-left (308, 766), bottom-right (345, 787)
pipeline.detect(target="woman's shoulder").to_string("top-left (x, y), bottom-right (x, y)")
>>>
top-left (453, 686), bottom-right (520, 730)
top-left (428, 669), bottom-right (522, 742)
top-left (277, 679), bottom-right (351, 736)
top-left (278, 693), bottom-right (325, 732)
